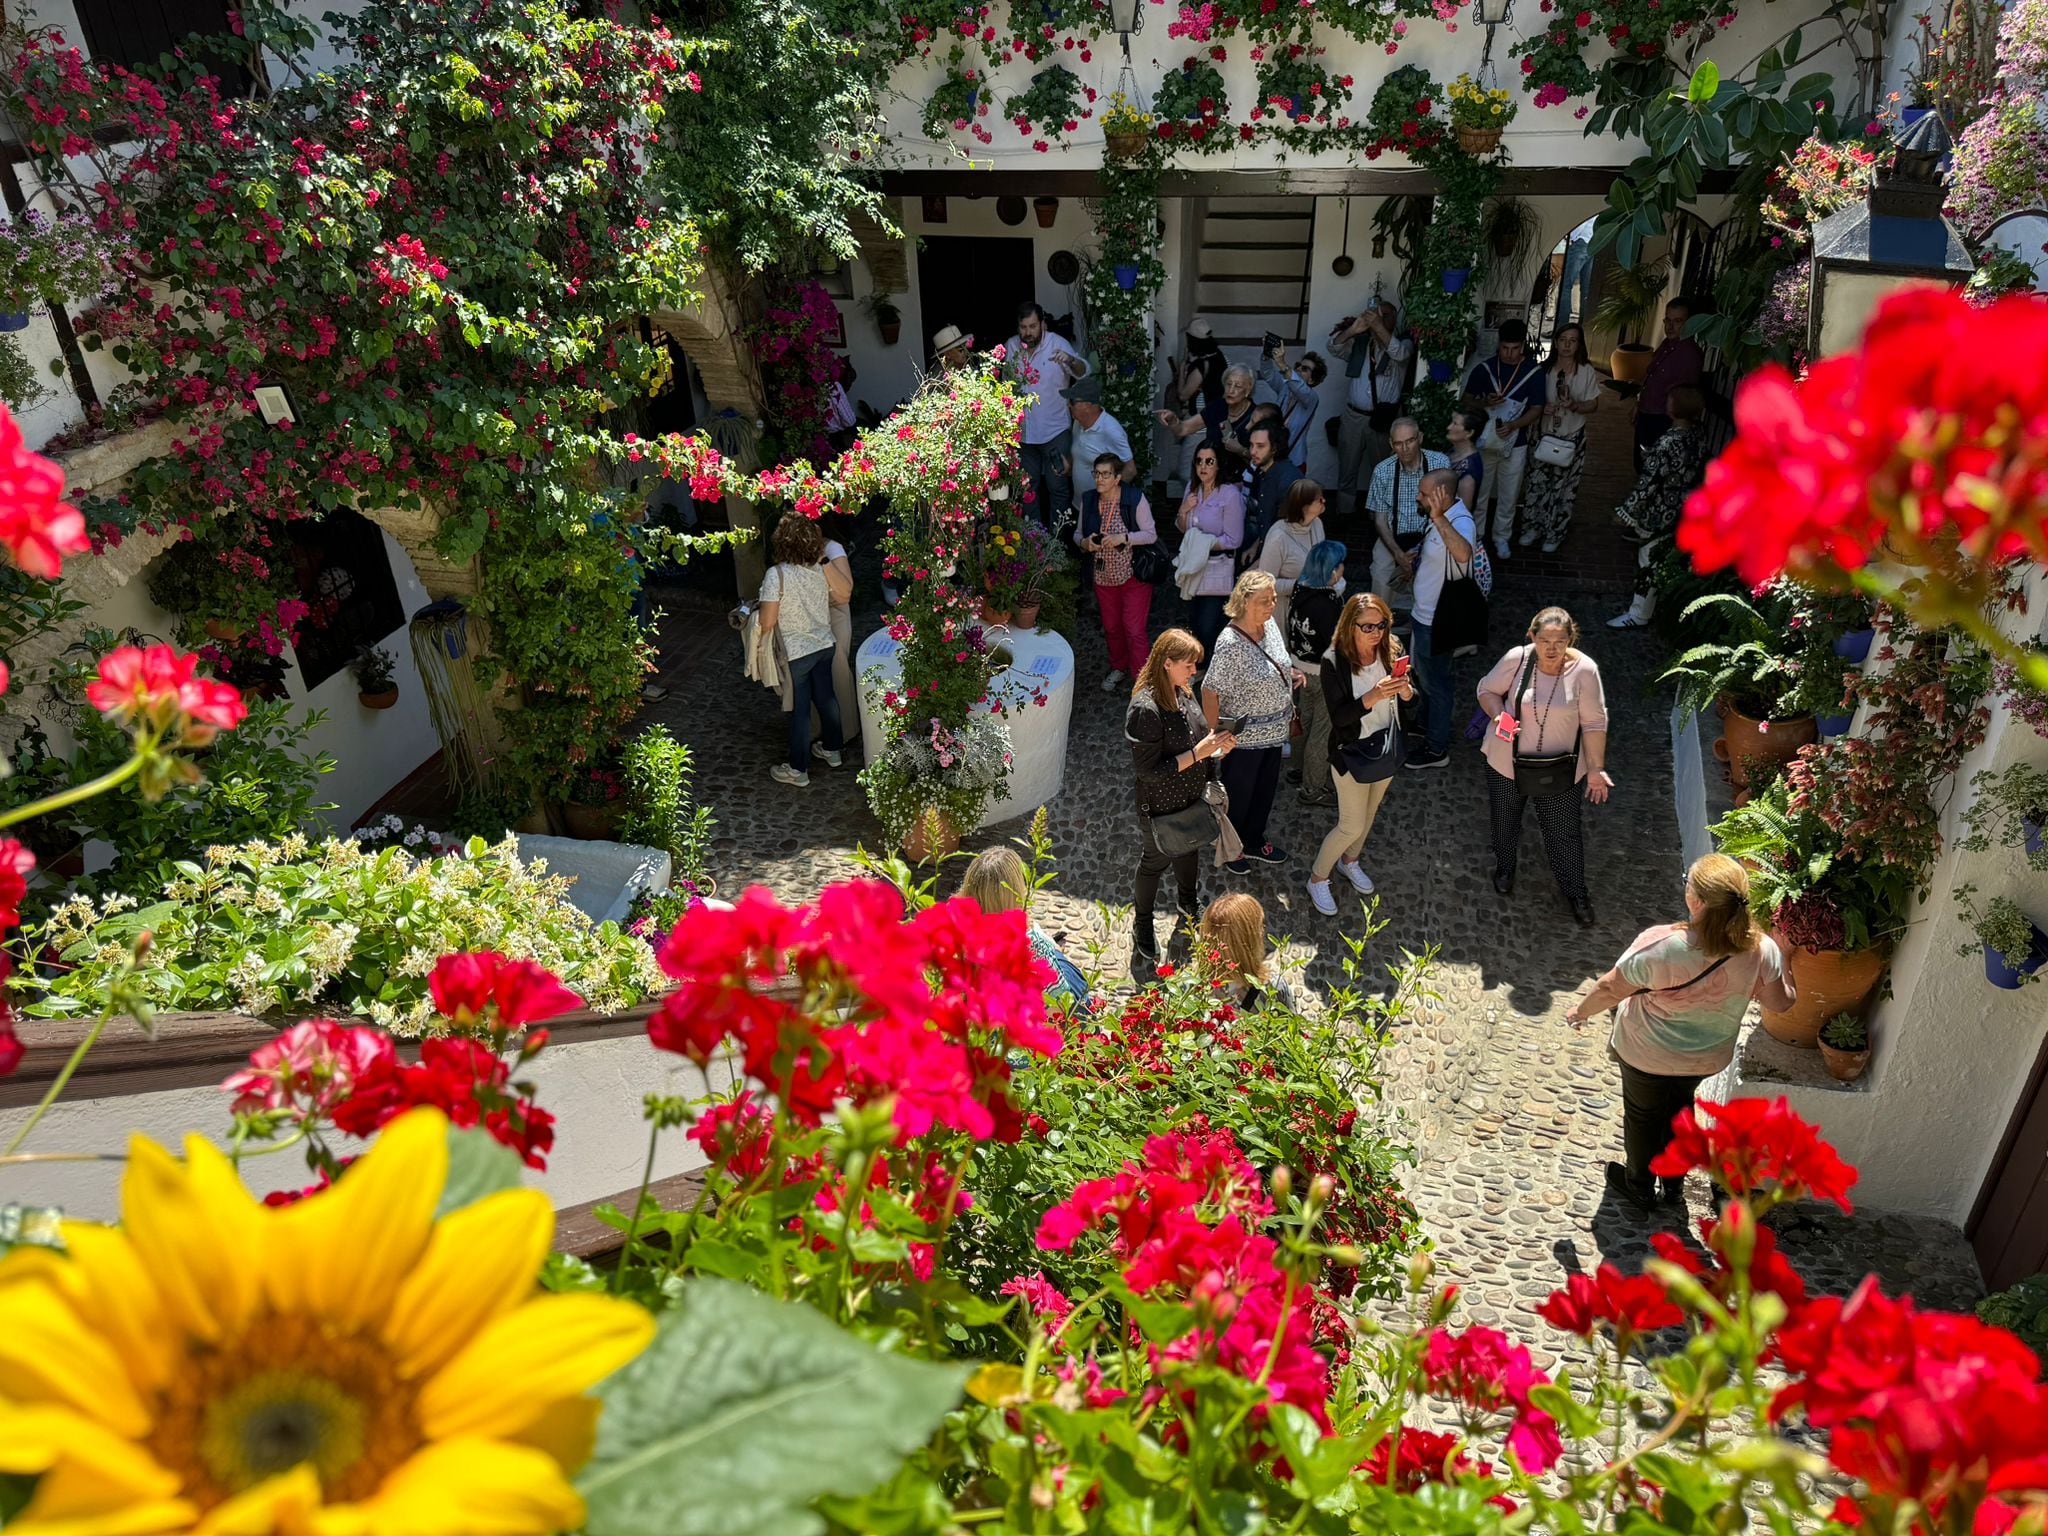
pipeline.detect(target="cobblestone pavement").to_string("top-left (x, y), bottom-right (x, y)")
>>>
top-left (640, 404), bottom-right (1984, 1378)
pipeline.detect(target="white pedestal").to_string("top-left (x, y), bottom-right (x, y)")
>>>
top-left (855, 624), bottom-right (1075, 829)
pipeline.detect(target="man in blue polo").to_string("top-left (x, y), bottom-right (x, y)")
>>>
top-left (1465, 318), bottom-right (1548, 559)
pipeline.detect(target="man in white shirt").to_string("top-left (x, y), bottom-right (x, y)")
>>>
top-left (1363, 417), bottom-right (1448, 612)
top-left (1004, 302), bottom-right (1090, 527)
top-left (1328, 299), bottom-right (1413, 505)
top-left (1404, 468), bottom-right (1476, 770)
top-left (1061, 375), bottom-right (1134, 509)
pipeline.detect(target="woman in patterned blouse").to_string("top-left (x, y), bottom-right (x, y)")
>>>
top-left (1607, 386), bottom-right (1709, 630)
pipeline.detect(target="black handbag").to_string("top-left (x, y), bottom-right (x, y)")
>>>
top-left (1336, 718), bottom-right (1404, 783)
top-left (1508, 648), bottom-right (1583, 798)
top-left (1429, 539), bottom-right (1490, 657)
top-left (1130, 542), bottom-right (1166, 584)
top-left (1149, 798), bottom-right (1214, 857)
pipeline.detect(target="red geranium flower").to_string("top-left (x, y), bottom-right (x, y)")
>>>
top-left (223, 1019), bottom-right (396, 1119)
top-left (428, 951), bottom-right (583, 1031)
top-left (85, 644), bottom-right (247, 743)
top-left (1421, 1326), bottom-right (1564, 1472)
top-left (1650, 1096), bottom-right (1858, 1211)
top-left (0, 838), bottom-right (35, 930)
top-left (0, 403), bottom-right (88, 579)
top-left (1536, 1262), bottom-right (1684, 1346)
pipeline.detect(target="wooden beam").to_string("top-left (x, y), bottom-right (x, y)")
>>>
top-left (554, 1168), bottom-right (713, 1260)
top-left (876, 165), bottom-right (1735, 199)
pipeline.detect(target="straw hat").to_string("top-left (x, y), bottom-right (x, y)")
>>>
top-left (931, 324), bottom-right (973, 358)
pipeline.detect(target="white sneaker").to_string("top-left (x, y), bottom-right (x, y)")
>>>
top-left (1606, 610), bottom-right (1647, 629)
top-left (1518, 526), bottom-right (1541, 547)
top-left (1307, 878), bottom-right (1337, 916)
top-left (811, 742), bottom-right (843, 768)
top-left (769, 763), bottom-right (810, 787)
top-left (1541, 536), bottom-right (1564, 554)
top-left (1337, 860), bottom-right (1375, 894)
top-left (1101, 669), bottom-right (1125, 693)
top-left (1493, 539), bottom-right (1512, 560)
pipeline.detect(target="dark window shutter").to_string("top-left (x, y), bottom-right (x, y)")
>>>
top-left (73, 1), bottom-right (251, 92)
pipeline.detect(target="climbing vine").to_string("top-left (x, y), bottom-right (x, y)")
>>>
top-left (1084, 151), bottom-right (1167, 481)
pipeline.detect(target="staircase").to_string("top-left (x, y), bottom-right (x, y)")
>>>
top-left (1191, 195), bottom-right (1316, 356)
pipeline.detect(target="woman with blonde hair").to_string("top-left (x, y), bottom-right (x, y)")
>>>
top-left (1126, 628), bottom-right (1237, 979)
top-left (1305, 591), bottom-right (1416, 916)
top-left (1198, 892), bottom-right (1294, 1012)
top-left (1563, 853), bottom-right (1797, 1211)
top-left (1202, 569), bottom-right (1304, 873)
top-left (961, 846), bottom-right (1092, 1011)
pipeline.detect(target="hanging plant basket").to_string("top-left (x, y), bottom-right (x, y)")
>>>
top-left (358, 686), bottom-right (400, 711)
top-left (1833, 626), bottom-right (1876, 663)
top-left (0, 311), bottom-right (29, 333)
top-left (1456, 124), bottom-right (1504, 156)
top-left (1427, 358), bottom-right (1454, 383)
top-left (1106, 129), bottom-right (1149, 159)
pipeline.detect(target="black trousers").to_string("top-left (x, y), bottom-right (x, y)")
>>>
top-left (1485, 767), bottom-right (1589, 904)
top-left (1619, 1059), bottom-right (1704, 1192)
top-left (1220, 743), bottom-right (1284, 853)
top-left (1133, 815), bottom-right (1199, 953)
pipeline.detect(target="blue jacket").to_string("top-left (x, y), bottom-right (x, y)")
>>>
top-left (1077, 483), bottom-right (1146, 546)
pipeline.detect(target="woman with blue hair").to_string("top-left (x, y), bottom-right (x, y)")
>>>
top-left (1284, 538), bottom-right (1349, 807)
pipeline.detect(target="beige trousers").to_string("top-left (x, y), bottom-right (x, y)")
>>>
top-left (1311, 769), bottom-right (1394, 880)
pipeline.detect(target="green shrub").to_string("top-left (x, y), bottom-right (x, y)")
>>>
top-left (619, 725), bottom-right (714, 887)
top-left (1980, 1274), bottom-right (2048, 1373)
top-left (16, 835), bottom-right (665, 1033)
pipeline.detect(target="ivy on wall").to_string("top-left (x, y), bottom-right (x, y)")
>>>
top-left (1082, 152), bottom-right (1167, 481)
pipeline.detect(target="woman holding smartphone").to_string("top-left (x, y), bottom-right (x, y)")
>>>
top-left (1175, 444), bottom-right (1247, 655)
top-left (1127, 628), bottom-right (1236, 979)
top-left (1201, 570), bottom-right (1302, 873)
top-left (1077, 451), bottom-right (1159, 692)
top-left (1305, 591), bottom-right (1415, 915)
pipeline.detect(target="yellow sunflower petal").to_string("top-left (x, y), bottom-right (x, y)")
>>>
top-left (121, 1131), bottom-right (264, 1343)
top-left (0, 1406), bottom-right (193, 1536)
top-left (0, 1274), bottom-right (152, 1435)
top-left (416, 1294), bottom-right (654, 1441)
top-left (266, 1109), bottom-right (446, 1331)
top-left (56, 1222), bottom-right (176, 1398)
top-left (505, 1395), bottom-right (601, 1473)
top-left (316, 1440), bottom-right (583, 1536)
top-left (191, 1466), bottom-right (321, 1536)
top-left (384, 1187), bottom-right (552, 1380)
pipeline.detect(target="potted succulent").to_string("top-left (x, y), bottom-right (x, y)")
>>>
top-left (563, 761), bottom-right (628, 841)
top-left (1958, 763), bottom-right (2048, 872)
top-left (1596, 258), bottom-right (1668, 384)
top-left (862, 292), bottom-right (903, 346)
top-left (352, 644), bottom-right (400, 708)
top-left (1665, 592), bottom-right (1818, 789)
top-left (1818, 1011), bottom-right (1872, 1082)
top-left (1957, 888), bottom-right (2048, 989)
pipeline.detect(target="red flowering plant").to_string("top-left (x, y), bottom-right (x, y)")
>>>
top-left (1681, 288), bottom-right (2048, 696)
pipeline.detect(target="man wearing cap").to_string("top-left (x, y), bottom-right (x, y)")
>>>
top-left (931, 324), bottom-right (975, 371)
top-left (1063, 375), bottom-right (1135, 510)
top-left (1004, 301), bottom-right (1090, 526)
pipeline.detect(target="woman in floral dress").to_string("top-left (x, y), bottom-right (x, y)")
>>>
top-left (1607, 386), bottom-right (1710, 630)
top-left (1516, 325), bottom-right (1603, 554)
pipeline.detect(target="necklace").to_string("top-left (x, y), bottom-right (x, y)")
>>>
top-left (1529, 662), bottom-right (1565, 744)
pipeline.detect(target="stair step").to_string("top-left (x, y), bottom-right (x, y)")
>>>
top-left (1204, 210), bottom-right (1313, 221)
top-left (1197, 272), bottom-right (1304, 284)
top-left (1202, 240), bottom-right (1311, 250)
top-left (1200, 303), bottom-right (1311, 315)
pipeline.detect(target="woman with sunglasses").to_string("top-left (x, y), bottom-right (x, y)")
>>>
top-left (1305, 591), bottom-right (1414, 915)
top-left (1175, 443), bottom-right (1245, 655)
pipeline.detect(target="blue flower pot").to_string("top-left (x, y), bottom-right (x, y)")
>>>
top-left (1427, 358), bottom-right (1453, 382)
top-left (1901, 106), bottom-right (1933, 126)
top-left (1817, 712), bottom-right (1854, 737)
top-left (1985, 922), bottom-right (2048, 989)
top-left (1441, 267), bottom-right (1471, 294)
top-left (0, 312), bottom-right (29, 333)
top-left (1286, 94), bottom-right (1305, 119)
top-left (964, 86), bottom-right (978, 113)
top-left (1118, 359), bottom-right (1138, 377)
top-left (1833, 627), bottom-right (1875, 663)
top-left (1113, 262), bottom-right (1139, 291)
top-left (2027, 815), bottom-right (2044, 858)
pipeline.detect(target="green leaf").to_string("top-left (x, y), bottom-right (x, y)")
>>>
top-left (1686, 60), bottom-right (1719, 103)
top-left (578, 1278), bottom-right (966, 1536)
top-left (434, 1125), bottom-right (523, 1216)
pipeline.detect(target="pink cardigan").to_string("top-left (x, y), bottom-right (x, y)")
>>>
top-left (1475, 645), bottom-right (1608, 782)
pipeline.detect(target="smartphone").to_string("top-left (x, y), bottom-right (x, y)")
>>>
top-left (1261, 331), bottom-right (1283, 355)
top-left (1217, 715), bottom-right (1247, 736)
top-left (1390, 655), bottom-right (1412, 679)
top-left (1494, 711), bottom-right (1521, 741)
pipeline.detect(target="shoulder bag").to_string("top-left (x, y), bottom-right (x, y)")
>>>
top-left (1150, 798), bottom-right (1215, 857)
top-left (1428, 529), bottom-right (1490, 657)
top-left (1508, 648), bottom-right (1583, 797)
top-left (1629, 954), bottom-right (1732, 997)
top-left (1335, 688), bottom-right (1405, 784)
top-left (1533, 432), bottom-right (1579, 468)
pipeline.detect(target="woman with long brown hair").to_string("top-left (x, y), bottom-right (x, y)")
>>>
top-left (1517, 322), bottom-right (1603, 554)
top-left (1305, 590), bottom-right (1415, 916)
top-left (1126, 628), bottom-right (1236, 979)
top-left (1564, 854), bottom-right (1796, 1211)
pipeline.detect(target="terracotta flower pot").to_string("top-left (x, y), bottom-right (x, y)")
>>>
top-left (878, 321), bottom-right (901, 345)
top-left (1034, 196), bottom-right (1059, 227)
top-left (1715, 696), bottom-right (1816, 786)
top-left (1014, 600), bottom-right (1042, 630)
top-left (981, 600), bottom-right (1012, 627)
top-left (1819, 1042), bottom-right (1872, 1082)
top-left (1610, 344), bottom-right (1654, 385)
top-left (563, 800), bottom-right (624, 841)
top-left (203, 618), bottom-right (246, 642)
top-left (1762, 940), bottom-right (1888, 1048)
top-left (358, 687), bottom-right (399, 710)
top-left (902, 808), bottom-right (960, 865)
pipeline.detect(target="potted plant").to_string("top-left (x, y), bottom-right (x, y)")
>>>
top-left (1101, 91), bottom-right (1156, 157)
top-left (1957, 888), bottom-right (2048, 989)
top-left (1596, 258), bottom-right (1668, 383)
top-left (1664, 592), bottom-right (1817, 787)
top-left (352, 644), bottom-right (400, 709)
top-left (1992, 648), bottom-right (2048, 739)
top-left (1818, 1011), bottom-right (1872, 1082)
top-left (860, 712), bottom-right (1012, 863)
top-left (0, 206), bottom-right (114, 330)
top-left (1010, 522), bottom-right (1069, 631)
top-left (921, 63), bottom-right (986, 142)
top-left (563, 761), bottom-right (628, 840)
top-left (862, 292), bottom-right (903, 345)
top-left (1448, 73), bottom-right (1516, 156)
top-left (1150, 64), bottom-right (1226, 139)
top-left (1033, 196), bottom-right (1060, 228)
top-left (976, 520), bottom-right (1028, 625)
top-left (1958, 763), bottom-right (2048, 872)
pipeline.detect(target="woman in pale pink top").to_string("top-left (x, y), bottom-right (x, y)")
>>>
top-left (1563, 854), bottom-right (1796, 1211)
top-left (1475, 606), bottom-right (1613, 926)
top-left (1176, 445), bottom-right (1246, 656)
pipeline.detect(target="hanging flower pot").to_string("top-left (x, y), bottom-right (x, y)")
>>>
top-left (1985, 922), bottom-right (2048, 989)
top-left (1118, 359), bottom-right (1138, 377)
top-left (879, 320), bottom-right (901, 345)
top-left (1456, 124), bottom-right (1504, 156)
top-left (1816, 711), bottom-right (1855, 737)
top-left (1427, 358), bottom-right (1453, 383)
top-left (1033, 196), bottom-right (1059, 228)
top-left (1113, 262), bottom-right (1140, 291)
top-left (203, 618), bottom-right (246, 642)
top-left (0, 311), bottom-right (29, 333)
top-left (1441, 267), bottom-right (1472, 294)
top-left (1106, 129), bottom-right (1148, 159)
top-left (2026, 815), bottom-right (2044, 857)
top-left (358, 686), bottom-right (400, 711)
top-left (1833, 627), bottom-right (1876, 663)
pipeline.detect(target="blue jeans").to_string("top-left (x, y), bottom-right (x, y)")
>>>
top-left (1408, 619), bottom-right (1455, 755)
top-left (787, 647), bottom-right (842, 770)
top-left (1187, 595), bottom-right (1228, 658)
top-left (1558, 239), bottom-right (1595, 331)
top-left (1019, 430), bottom-right (1073, 526)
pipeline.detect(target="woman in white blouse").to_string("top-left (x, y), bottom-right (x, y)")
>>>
top-left (1516, 324), bottom-right (1603, 555)
top-left (1254, 478), bottom-right (1326, 638)
top-left (1475, 606), bottom-right (1613, 926)
top-left (1201, 570), bottom-right (1303, 873)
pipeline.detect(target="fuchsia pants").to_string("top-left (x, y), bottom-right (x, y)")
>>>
top-left (1096, 578), bottom-right (1153, 676)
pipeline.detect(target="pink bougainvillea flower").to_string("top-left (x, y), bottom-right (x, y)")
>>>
top-left (428, 950), bottom-right (584, 1030)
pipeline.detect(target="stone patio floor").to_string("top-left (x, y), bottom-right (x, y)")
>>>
top-left (636, 403), bottom-right (1985, 1378)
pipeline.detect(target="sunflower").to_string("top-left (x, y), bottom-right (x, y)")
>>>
top-left (0, 1108), bottom-right (654, 1536)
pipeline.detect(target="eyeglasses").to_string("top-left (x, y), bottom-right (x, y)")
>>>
top-left (1356, 620), bottom-right (1387, 633)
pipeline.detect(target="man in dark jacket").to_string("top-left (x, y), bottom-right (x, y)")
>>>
top-left (1238, 421), bottom-right (1292, 569)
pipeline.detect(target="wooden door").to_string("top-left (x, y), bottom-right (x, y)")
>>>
top-left (1970, 1035), bottom-right (2048, 1291)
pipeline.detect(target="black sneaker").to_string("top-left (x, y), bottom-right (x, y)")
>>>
top-left (1657, 1175), bottom-right (1687, 1209)
top-left (1129, 946), bottom-right (1161, 986)
top-left (1245, 842), bottom-right (1289, 865)
top-left (1284, 767), bottom-right (1303, 786)
top-left (1405, 748), bottom-right (1450, 772)
top-left (1603, 1161), bottom-right (1656, 1212)
top-left (1223, 857), bottom-right (1252, 875)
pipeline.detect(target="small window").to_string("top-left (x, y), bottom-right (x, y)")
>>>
top-left (286, 510), bottom-right (406, 690)
top-left (73, 1), bottom-right (254, 93)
